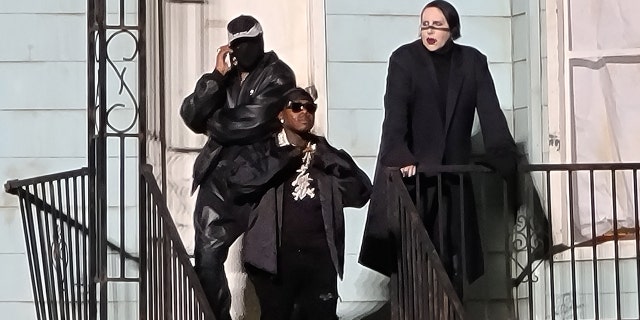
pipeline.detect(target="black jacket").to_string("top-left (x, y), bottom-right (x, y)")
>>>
top-left (232, 136), bottom-right (373, 278)
top-left (360, 40), bottom-right (519, 278)
top-left (180, 52), bottom-right (296, 192)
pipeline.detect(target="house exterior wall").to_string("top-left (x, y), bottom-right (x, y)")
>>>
top-left (0, 1), bottom-right (89, 318)
top-left (2, 0), bottom-right (607, 319)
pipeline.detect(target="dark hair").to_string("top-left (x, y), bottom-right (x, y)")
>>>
top-left (422, 0), bottom-right (461, 40)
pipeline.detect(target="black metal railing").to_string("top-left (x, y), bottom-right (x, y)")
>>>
top-left (140, 164), bottom-right (215, 320)
top-left (5, 164), bottom-right (214, 320)
top-left (514, 163), bottom-right (640, 320)
top-left (387, 162), bottom-right (640, 320)
top-left (4, 168), bottom-right (95, 320)
top-left (387, 167), bottom-right (470, 320)
top-left (6, 159), bottom-right (638, 320)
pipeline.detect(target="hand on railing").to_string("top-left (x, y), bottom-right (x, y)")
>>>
top-left (400, 165), bottom-right (417, 177)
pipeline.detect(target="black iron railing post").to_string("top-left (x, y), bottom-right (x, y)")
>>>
top-left (86, 0), bottom-right (98, 317)
top-left (140, 165), bottom-right (215, 319)
top-left (545, 169), bottom-right (556, 320)
top-left (611, 170), bottom-right (622, 318)
top-left (388, 171), bottom-right (399, 320)
top-left (138, 0), bottom-right (149, 316)
top-left (139, 175), bottom-right (148, 320)
top-left (15, 187), bottom-right (43, 319)
top-left (387, 167), bottom-right (468, 319)
top-left (457, 174), bottom-right (464, 299)
top-left (588, 169), bottom-right (600, 320)
top-left (634, 169), bottom-right (640, 316)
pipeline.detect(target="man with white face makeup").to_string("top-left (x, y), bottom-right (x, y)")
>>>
top-left (361, 0), bottom-right (520, 297)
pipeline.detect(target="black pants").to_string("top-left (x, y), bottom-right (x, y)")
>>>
top-left (193, 176), bottom-right (250, 320)
top-left (247, 247), bottom-right (338, 320)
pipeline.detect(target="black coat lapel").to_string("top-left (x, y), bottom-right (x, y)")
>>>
top-left (444, 46), bottom-right (465, 134)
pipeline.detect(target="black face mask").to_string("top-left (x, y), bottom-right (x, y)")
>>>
top-left (230, 37), bottom-right (265, 72)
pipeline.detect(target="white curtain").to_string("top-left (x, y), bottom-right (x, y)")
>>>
top-left (569, 0), bottom-right (640, 238)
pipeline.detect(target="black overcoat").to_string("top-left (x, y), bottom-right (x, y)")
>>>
top-left (359, 40), bottom-right (519, 281)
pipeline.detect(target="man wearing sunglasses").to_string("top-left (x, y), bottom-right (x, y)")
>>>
top-left (287, 100), bottom-right (318, 114)
top-left (180, 15), bottom-right (296, 320)
top-left (227, 88), bottom-right (372, 320)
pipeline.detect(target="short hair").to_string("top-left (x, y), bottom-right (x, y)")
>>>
top-left (421, 0), bottom-right (461, 40)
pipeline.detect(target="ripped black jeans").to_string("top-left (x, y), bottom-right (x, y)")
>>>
top-left (247, 246), bottom-right (338, 320)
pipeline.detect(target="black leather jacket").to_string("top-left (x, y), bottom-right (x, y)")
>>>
top-left (229, 135), bottom-right (373, 278)
top-left (180, 51), bottom-right (296, 192)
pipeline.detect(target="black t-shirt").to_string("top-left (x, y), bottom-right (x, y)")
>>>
top-left (280, 166), bottom-right (327, 251)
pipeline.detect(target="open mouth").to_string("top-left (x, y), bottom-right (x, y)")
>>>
top-left (426, 38), bottom-right (437, 45)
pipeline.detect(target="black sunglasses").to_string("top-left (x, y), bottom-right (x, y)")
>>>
top-left (287, 101), bottom-right (317, 114)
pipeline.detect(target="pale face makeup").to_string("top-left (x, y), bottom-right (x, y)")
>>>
top-left (420, 7), bottom-right (452, 51)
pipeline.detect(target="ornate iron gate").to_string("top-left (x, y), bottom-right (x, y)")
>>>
top-left (87, 0), bottom-right (150, 318)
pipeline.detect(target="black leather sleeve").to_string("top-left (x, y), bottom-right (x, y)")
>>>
top-left (209, 63), bottom-right (296, 145)
top-left (314, 139), bottom-right (373, 208)
top-left (227, 141), bottom-right (301, 204)
top-left (180, 70), bottom-right (229, 134)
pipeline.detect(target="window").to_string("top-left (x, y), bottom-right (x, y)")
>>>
top-left (548, 0), bottom-right (640, 254)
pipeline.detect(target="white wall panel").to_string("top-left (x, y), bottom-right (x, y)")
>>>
top-left (514, 107), bottom-right (529, 143)
top-left (327, 0), bottom-right (510, 17)
top-left (489, 62), bottom-right (514, 110)
top-left (0, 14), bottom-right (85, 62)
top-left (0, 302), bottom-right (36, 320)
top-left (327, 109), bottom-right (382, 157)
top-left (0, 254), bottom-right (33, 302)
top-left (0, 209), bottom-right (26, 254)
top-left (339, 254), bottom-right (389, 301)
top-left (0, 110), bottom-right (86, 158)
top-left (457, 16), bottom-right (512, 63)
top-left (512, 14), bottom-right (529, 62)
top-left (513, 60), bottom-right (530, 108)
top-left (0, 0), bottom-right (84, 14)
top-left (327, 15), bottom-right (419, 63)
top-left (344, 208), bottom-right (368, 255)
top-left (0, 62), bottom-right (86, 109)
top-left (327, 62), bottom-right (387, 110)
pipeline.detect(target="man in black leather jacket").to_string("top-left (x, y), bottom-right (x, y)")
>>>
top-left (227, 88), bottom-right (372, 319)
top-left (180, 15), bottom-right (296, 320)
